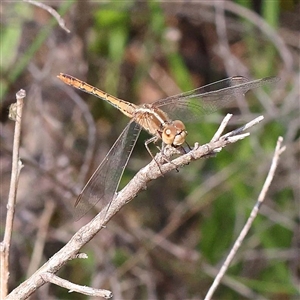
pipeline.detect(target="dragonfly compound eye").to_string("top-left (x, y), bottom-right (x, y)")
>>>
top-left (162, 121), bottom-right (187, 146)
top-left (172, 120), bottom-right (187, 146)
top-left (162, 125), bottom-right (177, 145)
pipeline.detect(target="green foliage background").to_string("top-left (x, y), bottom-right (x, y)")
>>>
top-left (1, 0), bottom-right (298, 299)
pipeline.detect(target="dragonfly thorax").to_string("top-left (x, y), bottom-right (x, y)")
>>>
top-left (162, 120), bottom-right (187, 146)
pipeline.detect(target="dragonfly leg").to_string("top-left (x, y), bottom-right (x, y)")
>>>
top-left (145, 136), bottom-right (164, 174)
top-left (162, 144), bottom-right (181, 172)
top-left (180, 141), bottom-right (192, 154)
top-left (145, 137), bottom-right (180, 173)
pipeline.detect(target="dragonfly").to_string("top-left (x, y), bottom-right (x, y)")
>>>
top-left (57, 73), bottom-right (278, 220)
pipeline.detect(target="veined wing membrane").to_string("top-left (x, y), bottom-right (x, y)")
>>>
top-left (155, 76), bottom-right (279, 122)
top-left (74, 121), bottom-right (142, 221)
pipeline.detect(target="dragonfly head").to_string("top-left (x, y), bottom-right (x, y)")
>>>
top-left (162, 120), bottom-right (187, 146)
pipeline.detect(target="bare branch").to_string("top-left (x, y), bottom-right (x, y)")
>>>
top-left (27, 201), bottom-right (56, 277)
top-left (5, 114), bottom-right (264, 299)
top-left (211, 113), bottom-right (232, 142)
top-left (0, 90), bottom-right (26, 299)
top-left (223, 115), bottom-right (264, 138)
top-left (204, 136), bottom-right (286, 300)
top-left (23, 0), bottom-right (71, 33)
top-left (69, 253), bottom-right (89, 260)
top-left (41, 273), bottom-right (112, 299)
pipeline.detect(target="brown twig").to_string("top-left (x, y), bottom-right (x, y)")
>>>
top-left (41, 273), bottom-right (112, 299)
top-left (204, 136), bottom-right (286, 300)
top-left (165, 1), bottom-right (293, 76)
top-left (5, 114), bottom-right (263, 299)
top-left (211, 113), bottom-right (233, 142)
top-left (128, 225), bottom-right (262, 299)
top-left (0, 90), bottom-right (26, 299)
top-left (214, 0), bottom-right (249, 78)
top-left (23, 0), bottom-right (71, 33)
top-left (27, 200), bottom-right (56, 277)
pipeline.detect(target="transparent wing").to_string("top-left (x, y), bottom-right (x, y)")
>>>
top-left (154, 76), bottom-right (279, 122)
top-left (74, 121), bottom-right (142, 221)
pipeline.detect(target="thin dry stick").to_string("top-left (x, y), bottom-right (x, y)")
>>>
top-left (173, 0), bottom-right (293, 74)
top-left (214, 0), bottom-right (249, 77)
top-left (5, 115), bottom-right (263, 300)
top-left (41, 273), bottom-right (112, 299)
top-left (202, 262), bottom-right (266, 300)
top-left (113, 164), bottom-right (239, 279)
top-left (133, 226), bottom-right (263, 299)
top-left (23, 0), bottom-right (70, 33)
top-left (27, 200), bottom-right (56, 277)
top-left (215, 1), bottom-right (293, 72)
top-left (211, 113), bottom-right (233, 142)
top-left (204, 136), bottom-right (286, 300)
top-left (0, 90), bottom-right (26, 299)
top-left (114, 115), bottom-right (259, 278)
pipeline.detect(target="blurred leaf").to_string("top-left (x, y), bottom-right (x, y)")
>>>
top-left (262, 0), bottom-right (280, 28)
top-left (108, 27), bottom-right (127, 61)
top-left (94, 8), bottom-right (129, 29)
top-left (167, 53), bottom-right (195, 92)
top-left (148, 0), bottom-right (165, 36)
top-left (240, 265), bottom-right (298, 295)
top-left (261, 121), bottom-right (285, 151)
top-left (1, 0), bottom-right (74, 100)
top-left (0, 26), bottom-right (21, 71)
top-left (113, 248), bottom-right (130, 267)
top-left (256, 223), bottom-right (293, 248)
top-left (200, 194), bottom-right (235, 263)
top-left (234, 0), bottom-right (252, 9)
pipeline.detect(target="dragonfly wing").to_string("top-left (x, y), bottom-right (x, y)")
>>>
top-left (155, 76), bottom-right (279, 122)
top-left (74, 121), bottom-right (142, 221)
